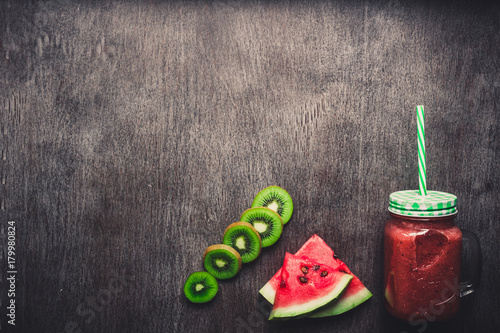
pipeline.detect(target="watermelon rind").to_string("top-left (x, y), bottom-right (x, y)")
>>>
top-left (307, 287), bottom-right (372, 318)
top-left (261, 274), bottom-right (373, 318)
top-left (268, 273), bottom-right (353, 320)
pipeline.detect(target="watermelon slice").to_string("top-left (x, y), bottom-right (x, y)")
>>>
top-left (269, 253), bottom-right (353, 320)
top-left (260, 234), bottom-right (372, 317)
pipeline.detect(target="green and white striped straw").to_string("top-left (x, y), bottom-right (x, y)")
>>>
top-left (416, 105), bottom-right (427, 196)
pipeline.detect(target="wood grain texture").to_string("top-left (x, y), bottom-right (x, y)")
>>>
top-left (1, 0), bottom-right (499, 332)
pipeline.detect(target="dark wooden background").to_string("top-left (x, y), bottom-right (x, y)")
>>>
top-left (1, 0), bottom-right (499, 332)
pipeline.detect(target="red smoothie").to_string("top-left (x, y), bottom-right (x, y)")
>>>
top-left (383, 213), bottom-right (462, 321)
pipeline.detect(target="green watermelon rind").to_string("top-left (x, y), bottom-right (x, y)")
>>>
top-left (268, 273), bottom-right (353, 320)
top-left (260, 279), bottom-right (372, 317)
top-left (307, 287), bottom-right (373, 318)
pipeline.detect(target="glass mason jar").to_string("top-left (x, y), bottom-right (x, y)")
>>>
top-left (383, 190), bottom-right (481, 322)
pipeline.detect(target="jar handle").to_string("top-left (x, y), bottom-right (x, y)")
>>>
top-left (460, 228), bottom-right (482, 297)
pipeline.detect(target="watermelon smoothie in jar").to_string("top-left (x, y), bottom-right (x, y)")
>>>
top-left (383, 106), bottom-right (481, 322)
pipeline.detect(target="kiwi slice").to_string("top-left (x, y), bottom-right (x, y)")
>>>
top-left (251, 186), bottom-right (293, 224)
top-left (184, 271), bottom-right (218, 303)
top-left (223, 222), bottom-right (262, 264)
top-left (203, 244), bottom-right (242, 280)
top-left (240, 207), bottom-right (283, 248)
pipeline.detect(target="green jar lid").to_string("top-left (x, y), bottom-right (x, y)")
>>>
top-left (388, 190), bottom-right (457, 217)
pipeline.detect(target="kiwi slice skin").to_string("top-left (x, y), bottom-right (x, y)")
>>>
top-left (240, 207), bottom-right (283, 248)
top-left (203, 244), bottom-right (242, 280)
top-left (184, 271), bottom-right (218, 303)
top-left (223, 222), bottom-right (262, 264)
top-left (251, 186), bottom-right (293, 225)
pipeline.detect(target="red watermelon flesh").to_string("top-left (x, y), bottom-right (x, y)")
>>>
top-left (269, 253), bottom-right (353, 320)
top-left (260, 234), bottom-right (372, 317)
